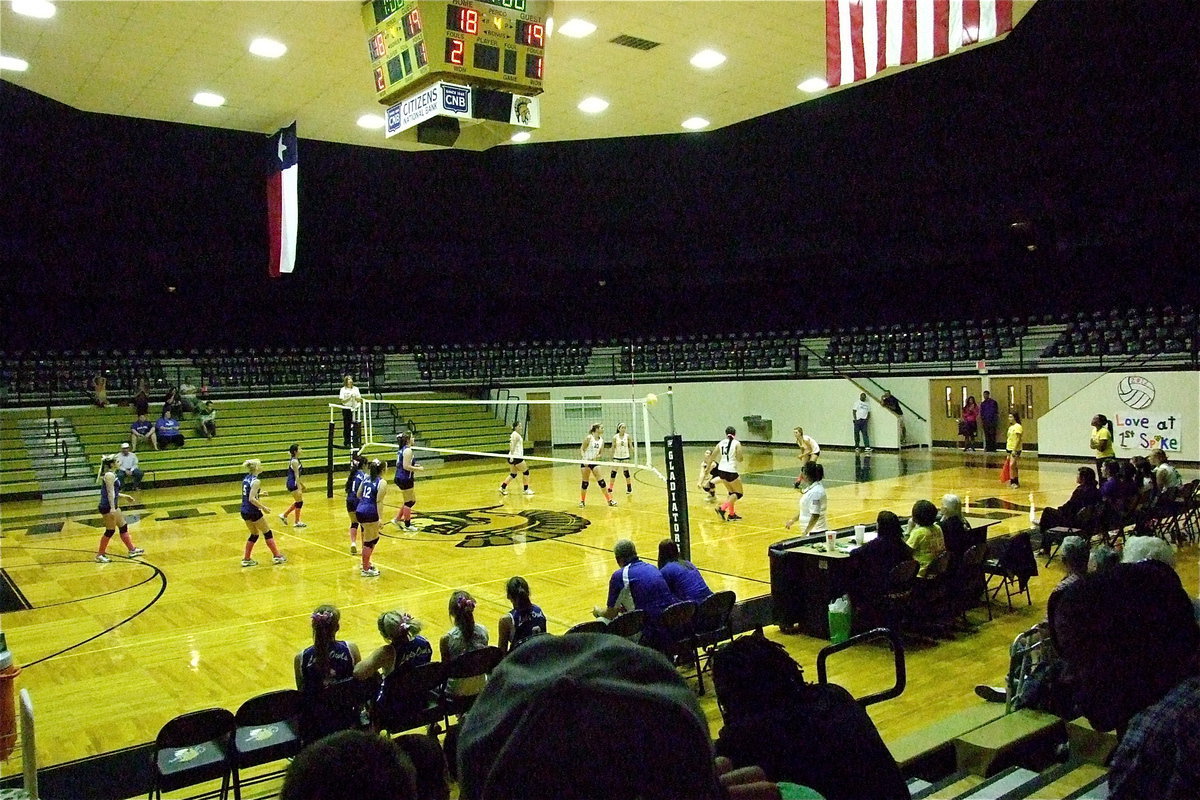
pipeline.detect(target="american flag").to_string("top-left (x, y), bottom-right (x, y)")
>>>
top-left (826, 0), bottom-right (1014, 87)
top-left (267, 122), bottom-right (298, 277)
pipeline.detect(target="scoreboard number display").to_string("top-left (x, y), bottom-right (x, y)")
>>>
top-left (362, 0), bottom-right (550, 106)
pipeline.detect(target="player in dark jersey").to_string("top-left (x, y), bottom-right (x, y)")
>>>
top-left (345, 452), bottom-right (366, 555)
top-left (240, 458), bottom-right (285, 567)
top-left (95, 454), bottom-right (145, 563)
top-left (497, 576), bottom-right (548, 655)
top-left (388, 432), bottom-right (423, 532)
top-left (356, 459), bottom-right (388, 577)
top-left (279, 443), bottom-right (307, 528)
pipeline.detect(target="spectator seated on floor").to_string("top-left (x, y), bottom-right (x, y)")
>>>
top-left (847, 510), bottom-right (913, 609)
top-left (593, 538), bottom-right (679, 650)
top-left (129, 414), bottom-right (157, 451)
top-left (457, 633), bottom-right (772, 800)
top-left (904, 499), bottom-right (945, 577)
top-left (115, 442), bottom-right (143, 491)
top-left (281, 730), bottom-right (416, 800)
top-left (1038, 467), bottom-right (1102, 554)
top-left (658, 538), bottom-right (714, 604)
top-left (712, 635), bottom-right (908, 800)
top-left (197, 400), bottom-right (217, 438)
top-left (1051, 562), bottom-right (1200, 800)
top-left (155, 410), bottom-right (185, 448)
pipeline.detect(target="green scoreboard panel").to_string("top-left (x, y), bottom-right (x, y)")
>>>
top-left (362, 0), bottom-right (550, 106)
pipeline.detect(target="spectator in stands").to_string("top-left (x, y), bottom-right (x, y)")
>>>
top-left (281, 730), bottom-right (416, 800)
top-left (1038, 467), bottom-right (1102, 554)
top-left (847, 510), bottom-right (913, 609)
top-left (440, 590), bottom-right (489, 698)
top-left (457, 633), bottom-right (745, 800)
top-left (132, 385), bottom-right (150, 417)
top-left (1149, 448), bottom-right (1184, 492)
top-left (785, 461), bottom-right (827, 536)
top-left (712, 635), bottom-right (908, 800)
top-left (354, 610), bottom-right (433, 730)
top-left (657, 539), bottom-right (714, 604)
top-left (115, 442), bottom-right (143, 491)
top-left (958, 395), bottom-right (979, 451)
top-left (162, 386), bottom-right (183, 418)
top-left (154, 409), bottom-right (184, 447)
top-left (197, 400), bottom-right (216, 438)
top-left (92, 373), bottom-right (108, 407)
top-left (1090, 414), bottom-right (1116, 477)
top-left (979, 390), bottom-right (1000, 452)
top-left (496, 576), bottom-right (548, 655)
top-left (1004, 411), bottom-right (1024, 487)
top-left (904, 500), bottom-right (945, 577)
top-left (339, 375), bottom-right (362, 448)
top-left (178, 378), bottom-right (199, 413)
top-left (937, 494), bottom-right (982, 568)
top-left (880, 390), bottom-right (906, 444)
top-left (295, 604), bottom-right (361, 693)
top-left (593, 538), bottom-right (678, 648)
top-left (129, 413), bottom-right (158, 451)
top-left (1051, 562), bottom-right (1200, 800)
top-left (851, 392), bottom-right (872, 452)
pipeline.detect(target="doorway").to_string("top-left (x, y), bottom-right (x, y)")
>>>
top-left (526, 392), bottom-right (552, 447)
top-left (928, 378), bottom-right (984, 448)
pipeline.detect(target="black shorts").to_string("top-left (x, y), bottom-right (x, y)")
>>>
top-left (241, 508), bottom-right (263, 522)
top-left (582, 463), bottom-right (599, 471)
top-left (395, 477), bottom-right (415, 491)
top-left (507, 457), bottom-right (524, 466)
top-left (716, 470), bottom-right (739, 483)
top-left (357, 510), bottom-right (380, 523)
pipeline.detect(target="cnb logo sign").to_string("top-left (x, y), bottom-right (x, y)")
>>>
top-left (1116, 376), bottom-right (1155, 410)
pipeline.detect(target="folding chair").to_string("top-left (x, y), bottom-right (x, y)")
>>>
top-left (374, 661), bottom-right (447, 736)
top-left (231, 690), bottom-right (302, 800)
top-left (150, 708), bottom-right (235, 800)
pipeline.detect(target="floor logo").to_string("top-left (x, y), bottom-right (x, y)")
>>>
top-left (401, 505), bottom-right (590, 548)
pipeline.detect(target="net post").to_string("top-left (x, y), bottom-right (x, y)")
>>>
top-left (326, 421), bottom-right (335, 499)
top-left (667, 385), bottom-right (676, 435)
top-left (663, 434), bottom-right (690, 562)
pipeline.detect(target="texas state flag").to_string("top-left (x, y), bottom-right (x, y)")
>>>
top-left (267, 122), bottom-right (298, 277)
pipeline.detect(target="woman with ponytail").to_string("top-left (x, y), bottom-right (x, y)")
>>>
top-left (712, 426), bottom-right (746, 521)
top-left (440, 590), bottom-right (489, 696)
top-left (497, 576), bottom-right (548, 655)
top-left (95, 454), bottom-right (145, 562)
top-left (355, 610), bottom-right (433, 730)
top-left (295, 604), bottom-right (361, 692)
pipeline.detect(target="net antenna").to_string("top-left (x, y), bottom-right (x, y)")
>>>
top-left (358, 395), bottom-right (664, 480)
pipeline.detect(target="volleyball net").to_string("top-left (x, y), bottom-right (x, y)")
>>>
top-left (354, 394), bottom-right (666, 479)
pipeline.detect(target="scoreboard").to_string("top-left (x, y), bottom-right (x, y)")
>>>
top-left (362, 0), bottom-right (550, 106)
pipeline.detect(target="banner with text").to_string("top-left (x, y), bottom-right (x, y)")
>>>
top-left (1114, 411), bottom-right (1183, 452)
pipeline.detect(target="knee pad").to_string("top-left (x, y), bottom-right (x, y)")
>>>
top-left (248, 534), bottom-right (260, 543)
top-left (609, 470), bottom-right (617, 479)
top-left (623, 469), bottom-right (631, 479)
top-left (509, 472), bottom-right (518, 479)
top-left (523, 470), bottom-right (530, 477)
top-left (350, 522), bottom-right (359, 530)
top-left (598, 479), bottom-right (608, 489)
top-left (295, 501), bottom-right (304, 509)
top-left (581, 481), bottom-right (589, 490)
top-left (365, 538), bottom-right (380, 549)
top-left (734, 492), bottom-right (744, 500)
top-left (404, 500), bottom-right (416, 508)
top-left (103, 530), bottom-right (115, 539)
top-left (263, 531), bottom-right (274, 540)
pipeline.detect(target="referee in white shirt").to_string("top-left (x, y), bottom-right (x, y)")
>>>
top-left (338, 376), bottom-right (363, 448)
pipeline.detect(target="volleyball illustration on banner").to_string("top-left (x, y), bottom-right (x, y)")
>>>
top-left (1116, 376), bottom-right (1155, 410)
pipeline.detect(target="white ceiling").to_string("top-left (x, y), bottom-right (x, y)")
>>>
top-left (0, 0), bottom-right (1035, 152)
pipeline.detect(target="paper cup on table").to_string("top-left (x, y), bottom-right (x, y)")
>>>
top-left (825, 530), bottom-right (836, 551)
top-left (854, 525), bottom-right (867, 546)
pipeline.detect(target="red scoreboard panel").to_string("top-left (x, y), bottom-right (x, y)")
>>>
top-left (362, 0), bottom-right (550, 106)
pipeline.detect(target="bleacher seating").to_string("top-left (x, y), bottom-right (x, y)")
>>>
top-left (1040, 305), bottom-right (1197, 360)
top-left (824, 318), bottom-right (1026, 368)
top-left (413, 341), bottom-right (592, 382)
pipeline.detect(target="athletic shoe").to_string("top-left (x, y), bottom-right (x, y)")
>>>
top-left (349, 544), bottom-right (357, 555)
top-left (716, 508), bottom-right (727, 521)
top-left (403, 523), bottom-right (419, 532)
top-left (608, 499), bottom-right (618, 507)
top-left (241, 559), bottom-right (258, 567)
top-left (499, 486), bottom-right (509, 496)
top-left (128, 547), bottom-right (145, 557)
top-left (361, 566), bottom-right (380, 577)
top-left (865, 447), bottom-right (873, 452)
top-left (277, 514), bottom-right (289, 525)
top-left (523, 488), bottom-right (535, 496)
top-left (578, 501), bottom-right (586, 508)
top-left (975, 685), bottom-right (1007, 703)
top-left (626, 487), bottom-right (633, 494)
top-left (728, 514), bottom-right (744, 521)
top-left (273, 555), bottom-right (287, 565)
top-left (293, 522), bottom-right (307, 528)
top-left (95, 554), bottom-right (111, 563)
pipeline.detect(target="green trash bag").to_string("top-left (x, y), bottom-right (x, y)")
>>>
top-left (827, 594), bottom-right (851, 644)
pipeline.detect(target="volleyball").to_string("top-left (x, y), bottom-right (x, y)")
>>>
top-left (1116, 376), bottom-right (1154, 410)
top-left (645, 393), bottom-right (658, 405)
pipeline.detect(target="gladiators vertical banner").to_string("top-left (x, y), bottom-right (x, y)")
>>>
top-left (663, 435), bottom-right (691, 561)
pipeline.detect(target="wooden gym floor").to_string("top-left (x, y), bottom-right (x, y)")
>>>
top-left (1, 445), bottom-right (1196, 770)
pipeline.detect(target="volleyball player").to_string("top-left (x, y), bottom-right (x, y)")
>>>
top-left (697, 448), bottom-right (718, 500)
top-left (499, 422), bottom-right (533, 496)
top-left (713, 426), bottom-right (745, 521)
top-left (792, 427), bottom-right (820, 488)
top-left (389, 432), bottom-right (423, 531)
top-left (240, 459), bottom-right (285, 567)
top-left (279, 443), bottom-right (307, 528)
top-left (345, 452), bottom-right (366, 555)
top-left (95, 454), bottom-right (145, 562)
top-left (609, 422), bottom-right (634, 495)
top-left (356, 458), bottom-right (388, 577)
top-left (579, 422), bottom-right (616, 508)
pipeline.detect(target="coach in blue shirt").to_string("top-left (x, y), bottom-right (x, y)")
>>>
top-left (594, 539), bottom-right (678, 647)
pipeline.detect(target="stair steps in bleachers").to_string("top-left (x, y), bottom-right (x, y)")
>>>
top-left (15, 417), bottom-right (96, 496)
top-left (911, 770), bottom-right (985, 799)
top-left (907, 777), bottom-right (933, 797)
top-left (956, 765), bottom-right (1040, 798)
top-left (1061, 773), bottom-right (1109, 799)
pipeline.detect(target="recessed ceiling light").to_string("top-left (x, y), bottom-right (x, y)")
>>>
top-left (249, 38), bottom-right (287, 58)
top-left (690, 49), bottom-right (726, 69)
top-left (511, 131), bottom-right (532, 143)
top-left (357, 114), bottom-right (385, 129)
top-left (192, 92), bottom-right (225, 107)
top-left (681, 117), bottom-right (709, 131)
top-left (797, 77), bottom-right (829, 93)
top-left (558, 18), bottom-right (596, 38)
top-left (577, 96), bottom-right (609, 114)
top-left (0, 55), bottom-right (29, 72)
top-left (11, 0), bottom-right (56, 19)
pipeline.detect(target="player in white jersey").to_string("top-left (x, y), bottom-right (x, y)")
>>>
top-left (608, 422), bottom-right (634, 495)
top-left (499, 422), bottom-right (534, 496)
top-left (792, 426), bottom-right (821, 488)
top-left (697, 448), bottom-right (719, 500)
top-left (713, 426), bottom-right (745, 521)
top-left (579, 422), bottom-right (616, 508)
